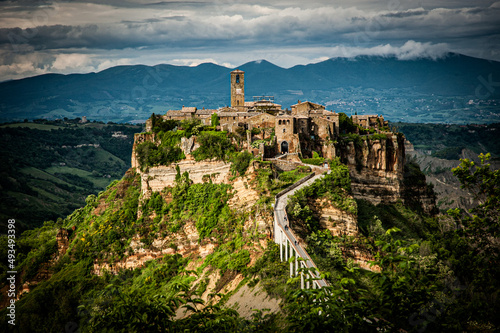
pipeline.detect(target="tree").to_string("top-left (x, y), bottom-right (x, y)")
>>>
top-left (448, 153), bottom-right (499, 249)
top-left (211, 113), bottom-right (220, 127)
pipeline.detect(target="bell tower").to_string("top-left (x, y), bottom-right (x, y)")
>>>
top-left (230, 69), bottom-right (245, 110)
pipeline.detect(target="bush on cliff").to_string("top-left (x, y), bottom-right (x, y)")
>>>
top-left (192, 131), bottom-right (234, 162)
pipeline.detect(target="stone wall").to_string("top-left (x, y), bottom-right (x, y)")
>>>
top-left (140, 159), bottom-right (232, 195)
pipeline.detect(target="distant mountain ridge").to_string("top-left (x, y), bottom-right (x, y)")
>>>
top-left (1, 53), bottom-right (500, 124)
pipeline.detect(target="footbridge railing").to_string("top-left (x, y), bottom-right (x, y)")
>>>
top-left (273, 171), bottom-right (330, 289)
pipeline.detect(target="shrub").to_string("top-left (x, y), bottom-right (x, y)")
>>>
top-left (230, 151), bottom-right (253, 176)
top-left (301, 157), bottom-right (325, 166)
top-left (135, 141), bottom-right (185, 170)
top-left (192, 131), bottom-right (234, 161)
top-left (151, 114), bottom-right (179, 133)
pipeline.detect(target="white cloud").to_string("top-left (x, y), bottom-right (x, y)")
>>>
top-left (169, 58), bottom-right (232, 67)
top-left (0, 1), bottom-right (499, 80)
top-left (51, 53), bottom-right (93, 70)
top-left (320, 41), bottom-right (449, 60)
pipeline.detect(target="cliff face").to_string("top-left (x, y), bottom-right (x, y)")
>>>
top-left (341, 135), bottom-right (405, 205)
top-left (133, 130), bottom-right (435, 213)
top-left (311, 197), bottom-right (358, 237)
top-left (140, 160), bottom-right (232, 196)
top-left (131, 132), bottom-right (155, 169)
top-left (338, 134), bottom-right (436, 214)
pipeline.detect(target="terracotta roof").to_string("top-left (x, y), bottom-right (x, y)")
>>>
top-left (166, 111), bottom-right (186, 117)
top-left (247, 113), bottom-right (275, 120)
top-left (182, 107), bottom-right (197, 113)
top-left (291, 101), bottom-right (325, 109)
top-left (218, 112), bottom-right (238, 117)
top-left (196, 109), bottom-right (216, 115)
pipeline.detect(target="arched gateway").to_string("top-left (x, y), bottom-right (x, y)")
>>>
top-left (281, 141), bottom-right (289, 154)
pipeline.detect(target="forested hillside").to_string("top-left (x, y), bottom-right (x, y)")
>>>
top-left (0, 120), bottom-right (143, 232)
top-left (395, 122), bottom-right (500, 160)
top-left (1, 54), bottom-right (500, 124)
top-left (1, 153), bottom-right (498, 332)
top-left (0, 116), bottom-right (498, 332)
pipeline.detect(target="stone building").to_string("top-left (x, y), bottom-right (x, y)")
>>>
top-left (352, 114), bottom-right (388, 130)
top-left (148, 69), bottom-right (385, 159)
top-left (230, 69), bottom-right (245, 111)
top-left (134, 69), bottom-right (433, 211)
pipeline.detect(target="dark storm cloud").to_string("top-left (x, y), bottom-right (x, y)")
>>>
top-left (1, 0), bottom-right (500, 79)
top-left (382, 9), bottom-right (428, 18)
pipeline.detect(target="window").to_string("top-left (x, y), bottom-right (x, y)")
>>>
top-left (236, 75), bottom-right (240, 83)
top-left (283, 128), bottom-right (286, 133)
top-left (279, 120), bottom-right (282, 125)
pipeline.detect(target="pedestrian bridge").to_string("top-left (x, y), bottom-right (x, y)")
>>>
top-left (273, 170), bottom-right (330, 289)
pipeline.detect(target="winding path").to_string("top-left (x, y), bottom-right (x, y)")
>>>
top-left (274, 170), bottom-right (330, 289)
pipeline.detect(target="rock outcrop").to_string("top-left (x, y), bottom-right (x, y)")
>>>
top-left (341, 135), bottom-right (405, 205)
top-left (311, 197), bottom-right (358, 237)
top-left (140, 160), bottom-right (232, 196)
top-left (339, 134), bottom-right (437, 213)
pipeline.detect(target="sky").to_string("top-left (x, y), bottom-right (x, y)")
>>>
top-left (0, 0), bottom-right (499, 80)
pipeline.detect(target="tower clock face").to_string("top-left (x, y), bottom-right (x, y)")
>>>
top-left (236, 88), bottom-right (242, 94)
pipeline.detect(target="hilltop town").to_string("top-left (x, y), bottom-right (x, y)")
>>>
top-left (145, 69), bottom-right (389, 160)
top-left (9, 67), bottom-right (500, 333)
top-left (133, 69), bottom-right (433, 213)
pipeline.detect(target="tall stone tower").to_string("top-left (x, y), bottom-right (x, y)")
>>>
top-left (230, 69), bottom-right (245, 110)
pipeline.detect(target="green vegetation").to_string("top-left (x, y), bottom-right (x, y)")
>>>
top-left (211, 113), bottom-right (220, 127)
top-left (68, 170), bottom-right (141, 261)
top-left (251, 162), bottom-right (311, 200)
top-left (136, 115), bottom-right (235, 170)
top-left (301, 151), bottom-right (326, 166)
top-left (280, 153), bottom-right (500, 332)
top-left (395, 122), bottom-right (500, 159)
top-left (0, 119), bottom-right (142, 230)
top-left (288, 158), bottom-right (356, 232)
top-left (163, 169), bottom-right (234, 240)
top-left (192, 131), bottom-right (234, 161)
top-left (1, 150), bottom-right (498, 331)
top-left (339, 112), bottom-right (357, 133)
top-left (230, 151), bottom-right (253, 176)
top-left (150, 114), bottom-right (179, 133)
top-left (247, 241), bottom-right (291, 298)
top-left (135, 140), bottom-right (185, 170)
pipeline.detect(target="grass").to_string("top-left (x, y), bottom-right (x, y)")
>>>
top-left (45, 166), bottom-right (93, 177)
top-left (21, 167), bottom-right (75, 187)
top-left (45, 166), bottom-right (112, 188)
top-left (93, 149), bottom-right (126, 166)
top-left (31, 185), bottom-right (65, 203)
top-left (0, 123), bottom-right (63, 130)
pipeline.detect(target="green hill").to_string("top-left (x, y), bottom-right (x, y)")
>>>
top-left (1, 53), bottom-right (500, 124)
top-left (0, 120), bottom-right (143, 232)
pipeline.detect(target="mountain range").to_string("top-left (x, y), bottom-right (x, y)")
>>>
top-left (1, 53), bottom-right (500, 124)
